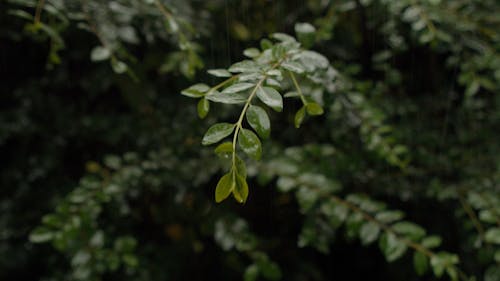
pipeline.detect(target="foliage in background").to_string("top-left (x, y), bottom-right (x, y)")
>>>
top-left (1, 0), bottom-right (499, 280)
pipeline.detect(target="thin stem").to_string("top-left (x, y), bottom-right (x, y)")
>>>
top-left (231, 80), bottom-right (263, 167)
top-left (288, 71), bottom-right (308, 105)
top-left (231, 58), bottom-right (287, 169)
top-left (154, 0), bottom-right (173, 19)
top-left (211, 75), bottom-right (239, 92)
top-left (34, 0), bottom-right (46, 24)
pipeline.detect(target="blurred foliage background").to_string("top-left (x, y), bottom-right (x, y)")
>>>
top-left (0, 0), bottom-right (499, 280)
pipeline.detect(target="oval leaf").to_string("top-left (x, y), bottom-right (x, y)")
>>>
top-left (202, 123), bottom-right (235, 145)
top-left (215, 173), bottom-right (233, 203)
top-left (181, 83), bottom-right (210, 98)
top-left (413, 252), bottom-right (428, 276)
top-left (282, 61), bottom-right (305, 74)
top-left (232, 173), bottom-right (249, 203)
top-left (207, 69), bottom-right (231, 77)
top-left (294, 106), bottom-right (306, 128)
top-left (222, 83), bottom-right (255, 94)
top-left (256, 86), bottom-right (283, 112)
top-left (206, 90), bottom-right (247, 104)
top-left (246, 105), bottom-right (270, 139)
top-left (197, 98), bottom-right (210, 119)
top-left (214, 142), bottom-right (233, 159)
top-left (359, 221), bottom-right (380, 245)
top-left (238, 128), bottom-right (262, 160)
top-left (306, 102), bottom-right (324, 115)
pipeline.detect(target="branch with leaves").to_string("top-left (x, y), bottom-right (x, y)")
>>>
top-left (181, 23), bottom-right (336, 203)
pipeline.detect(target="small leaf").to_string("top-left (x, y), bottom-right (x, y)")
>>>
top-left (375, 211), bottom-right (404, 224)
top-left (214, 142), bottom-right (233, 158)
top-left (232, 173), bottom-right (249, 203)
top-left (379, 233), bottom-right (407, 262)
top-left (413, 252), bottom-right (428, 276)
top-left (206, 90), bottom-right (247, 104)
top-left (181, 84), bottom-right (210, 98)
top-left (202, 123), bottom-right (235, 145)
top-left (246, 105), bottom-right (271, 139)
top-left (271, 33), bottom-right (296, 42)
top-left (222, 83), bottom-right (255, 94)
top-left (485, 228), bottom-right (500, 245)
top-left (244, 264), bottom-right (259, 281)
top-left (295, 22), bottom-right (316, 34)
top-left (243, 48), bottom-right (261, 58)
top-left (421, 236), bottom-right (442, 249)
top-left (91, 46), bottom-right (111, 61)
top-left (229, 60), bottom-right (260, 73)
top-left (207, 69), bottom-right (232, 77)
top-left (111, 60), bottom-right (128, 74)
top-left (294, 106), bottom-right (306, 128)
top-left (215, 173), bottom-right (233, 203)
top-left (197, 98), bottom-right (210, 119)
top-left (256, 86), bottom-right (283, 112)
top-left (235, 156), bottom-right (247, 179)
top-left (306, 102), bottom-right (324, 115)
top-left (29, 228), bottom-right (53, 243)
top-left (359, 221), bottom-right (380, 245)
top-left (238, 128), bottom-right (262, 160)
top-left (392, 221), bottom-right (426, 241)
top-left (282, 61), bottom-right (305, 74)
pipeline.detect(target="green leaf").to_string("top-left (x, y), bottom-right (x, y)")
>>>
top-left (229, 60), bottom-right (260, 73)
top-left (235, 156), bottom-right (247, 179)
top-left (295, 22), bottom-right (316, 34)
top-left (243, 48), bottom-right (261, 58)
top-left (90, 46), bottom-right (111, 61)
top-left (260, 38), bottom-right (273, 50)
top-left (257, 86), bottom-right (283, 112)
top-left (181, 84), bottom-right (210, 98)
top-left (214, 142), bottom-right (233, 158)
top-left (375, 211), bottom-right (404, 224)
top-left (202, 123), bottom-right (235, 145)
top-left (197, 98), bottom-right (210, 119)
top-left (111, 60), bottom-right (128, 74)
top-left (29, 228), bottom-right (53, 243)
top-left (207, 69), bottom-right (232, 77)
top-left (259, 260), bottom-right (282, 280)
top-left (282, 61), bottom-right (305, 74)
top-left (485, 228), bottom-right (500, 245)
top-left (232, 173), bottom-right (249, 203)
top-left (222, 83), bottom-right (255, 94)
top-left (244, 264), bottom-right (259, 281)
top-left (379, 233), bottom-right (408, 262)
top-left (215, 173), bottom-right (233, 203)
top-left (271, 33), bottom-right (296, 42)
top-left (430, 253), bottom-right (459, 278)
top-left (392, 221), bottom-right (426, 241)
top-left (359, 221), bottom-right (380, 245)
top-left (421, 236), bottom-right (442, 249)
top-left (495, 250), bottom-right (500, 263)
top-left (206, 90), bottom-right (247, 104)
top-left (238, 128), bottom-right (262, 160)
top-left (294, 106), bottom-right (306, 128)
top-left (246, 105), bottom-right (271, 139)
top-left (306, 102), bottom-right (324, 115)
top-left (413, 252), bottom-right (428, 276)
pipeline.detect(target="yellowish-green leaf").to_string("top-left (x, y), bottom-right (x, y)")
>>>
top-left (215, 173), bottom-right (233, 203)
